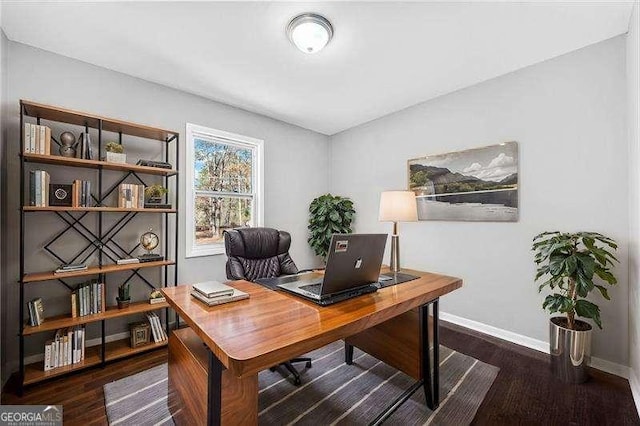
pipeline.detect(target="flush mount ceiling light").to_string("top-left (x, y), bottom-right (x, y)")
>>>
top-left (287, 13), bottom-right (333, 54)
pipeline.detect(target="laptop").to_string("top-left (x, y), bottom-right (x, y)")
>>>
top-left (267, 234), bottom-right (387, 306)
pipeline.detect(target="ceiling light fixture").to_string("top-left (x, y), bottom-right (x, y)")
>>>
top-left (287, 13), bottom-right (333, 54)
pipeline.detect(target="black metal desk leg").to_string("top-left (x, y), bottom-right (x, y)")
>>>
top-left (421, 299), bottom-right (440, 410)
top-left (345, 342), bottom-right (354, 365)
top-left (208, 350), bottom-right (223, 426)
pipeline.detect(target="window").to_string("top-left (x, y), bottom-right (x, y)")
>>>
top-left (186, 123), bottom-right (263, 257)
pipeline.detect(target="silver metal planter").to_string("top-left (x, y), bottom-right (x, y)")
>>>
top-left (549, 317), bottom-right (592, 383)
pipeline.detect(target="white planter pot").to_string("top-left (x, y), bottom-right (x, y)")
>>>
top-left (105, 152), bottom-right (126, 163)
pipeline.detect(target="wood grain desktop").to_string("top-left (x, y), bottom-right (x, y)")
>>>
top-left (162, 268), bottom-right (462, 425)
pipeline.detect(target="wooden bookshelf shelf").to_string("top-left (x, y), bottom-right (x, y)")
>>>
top-left (104, 338), bottom-right (167, 362)
top-left (23, 206), bottom-right (177, 213)
top-left (23, 338), bottom-right (167, 385)
top-left (23, 260), bottom-right (175, 283)
top-left (22, 153), bottom-right (178, 176)
top-left (23, 301), bottom-right (170, 335)
top-left (21, 100), bottom-right (178, 142)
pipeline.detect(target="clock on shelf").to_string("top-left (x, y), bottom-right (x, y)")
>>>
top-left (138, 228), bottom-right (164, 262)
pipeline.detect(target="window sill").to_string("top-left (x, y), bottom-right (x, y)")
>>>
top-left (185, 245), bottom-right (225, 258)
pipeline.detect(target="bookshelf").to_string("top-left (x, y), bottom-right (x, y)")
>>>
top-left (18, 100), bottom-right (179, 392)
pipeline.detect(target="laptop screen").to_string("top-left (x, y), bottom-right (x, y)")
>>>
top-left (320, 234), bottom-right (387, 296)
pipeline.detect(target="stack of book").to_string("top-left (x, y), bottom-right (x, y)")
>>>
top-left (54, 263), bottom-right (87, 274)
top-left (191, 281), bottom-right (249, 306)
top-left (23, 124), bottom-right (52, 155)
top-left (27, 298), bottom-right (44, 326)
top-left (71, 180), bottom-right (92, 207)
top-left (71, 280), bottom-right (105, 317)
top-left (146, 312), bottom-right (167, 343)
top-left (118, 184), bottom-right (145, 209)
top-left (44, 326), bottom-right (85, 371)
top-left (29, 170), bottom-right (50, 207)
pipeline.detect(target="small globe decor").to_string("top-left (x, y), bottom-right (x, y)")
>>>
top-left (138, 228), bottom-right (163, 262)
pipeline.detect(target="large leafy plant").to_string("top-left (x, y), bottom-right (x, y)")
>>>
top-left (308, 194), bottom-right (355, 259)
top-left (532, 231), bottom-right (618, 330)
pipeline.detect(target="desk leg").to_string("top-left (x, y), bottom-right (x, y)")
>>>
top-left (422, 299), bottom-right (439, 410)
top-left (369, 298), bottom-right (439, 425)
top-left (207, 351), bottom-right (223, 426)
top-left (345, 342), bottom-right (354, 365)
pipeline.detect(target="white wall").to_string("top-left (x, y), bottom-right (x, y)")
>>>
top-left (331, 36), bottom-right (629, 367)
top-left (3, 41), bottom-right (330, 374)
top-left (627, 1), bottom-right (640, 411)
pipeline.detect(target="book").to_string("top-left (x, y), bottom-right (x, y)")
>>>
top-left (192, 281), bottom-right (235, 298)
top-left (23, 123), bottom-right (30, 153)
top-left (190, 288), bottom-right (249, 307)
top-left (117, 258), bottom-right (140, 265)
top-left (71, 292), bottom-right (77, 318)
top-left (33, 298), bottom-right (44, 325)
top-left (30, 124), bottom-right (36, 153)
top-left (147, 313), bottom-right (159, 343)
top-left (44, 341), bottom-right (53, 371)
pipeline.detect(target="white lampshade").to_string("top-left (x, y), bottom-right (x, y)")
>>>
top-left (379, 191), bottom-right (418, 222)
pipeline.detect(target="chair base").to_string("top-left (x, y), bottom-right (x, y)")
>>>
top-left (271, 357), bottom-right (312, 386)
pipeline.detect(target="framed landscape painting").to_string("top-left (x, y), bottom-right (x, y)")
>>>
top-left (408, 142), bottom-right (518, 222)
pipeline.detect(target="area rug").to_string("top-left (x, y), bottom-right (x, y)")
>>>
top-left (104, 341), bottom-right (498, 425)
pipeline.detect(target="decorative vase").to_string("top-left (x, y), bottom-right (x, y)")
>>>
top-left (59, 132), bottom-right (77, 157)
top-left (549, 317), bottom-right (592, 383)
top-left (117, 298), bottom-right (130, 309)
top-left (105, 152), bottom-right (126, 163)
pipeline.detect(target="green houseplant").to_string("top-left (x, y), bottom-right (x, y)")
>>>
top-left (104, 141), bottom-right (126, 163)
top-left (144, 184), bottom-right (168, 204)
top-left (532, 231), bottom-right (618, 382)
top-left (308, 194), bottom-right (355, 260)
top-left (117, 282), bottom-right (131, 309)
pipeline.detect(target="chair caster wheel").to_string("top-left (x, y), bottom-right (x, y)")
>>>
top-left (306, 361), bottom-right (312, 368)
top-left (269, 367), bottom-right (276, 372)
top-left (293, 377), bottom-right (301, 386)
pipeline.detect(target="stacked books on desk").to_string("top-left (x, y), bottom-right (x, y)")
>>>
top-left (191, 281), bottom-right (249, 306)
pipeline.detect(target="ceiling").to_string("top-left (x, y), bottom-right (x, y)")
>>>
top-left (2, 1), bottom-right (635, 135)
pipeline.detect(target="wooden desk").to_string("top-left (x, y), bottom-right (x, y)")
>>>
top-left (162, 269), bottom-right (462, 425)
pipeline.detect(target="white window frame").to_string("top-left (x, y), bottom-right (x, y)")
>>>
top-left (185, 123), bottom-right (264, 258)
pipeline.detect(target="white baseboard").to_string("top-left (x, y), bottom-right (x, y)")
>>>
top-left (631, 368), bottom-right (640, 416)
top-left (440, 311), bottom-right (630, 379)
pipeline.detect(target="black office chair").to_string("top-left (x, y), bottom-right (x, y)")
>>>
top-left (224, 227), bottom-right (312, 385)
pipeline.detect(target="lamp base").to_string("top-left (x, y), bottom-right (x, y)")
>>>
top-left (390, 234), bottom-right (400, 273)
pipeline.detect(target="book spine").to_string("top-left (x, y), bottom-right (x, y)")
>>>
top-left (71, 292), bottom-right (77, 318)
top-left (86, 181), bottom-right (91, 207)
top-left (44, 342), bottom-right (52, 371)
top-left (45, 127), bottom-right (51, 155)
top-left (35, 171), bottom-right (41, 206)
top-left (30, 124), bottom-right (36, 153)
top-left (39, 126), bottom-right (46, 154)
top-left (67, 330), bottom-right (72, 365)
top-left (27, 301), bottom-right (35, 326)
top-left (29, 171), bottom-right (35, 206)
top-left (148, 314), bottom-right (159, 343)
top-left (100, 282), bottom-right (105, 313)
top-left (80, 328), bottom-right (85, 360)
top-left (23, 123), bottom-right (30, 153)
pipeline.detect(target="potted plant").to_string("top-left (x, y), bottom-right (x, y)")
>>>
top-left (307, 194), bottom-right (355, 260)
top-left (117, 283), bottom-right (131, 309)
top-left (144, 184), bottom-right (168, 205)
top-left (532, 231), bottom-right (618, 383)
top-left (104, 141), bottom-right (126, 163)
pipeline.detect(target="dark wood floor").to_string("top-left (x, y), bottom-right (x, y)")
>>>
top-left (440, 322), bottom-right (640, 425)
top-left (2, 322), bottom-right (638, 425)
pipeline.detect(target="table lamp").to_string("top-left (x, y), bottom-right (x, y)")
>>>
top-left (379, 191), bottom-right (418, 273)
